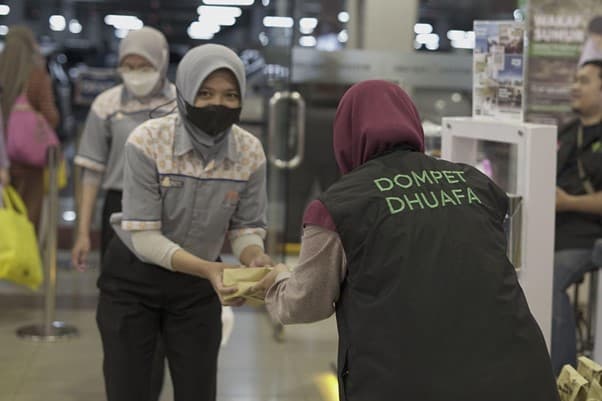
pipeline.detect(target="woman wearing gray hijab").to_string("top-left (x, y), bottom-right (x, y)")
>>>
top-left (72, 26), bottom-right (174, 268)
top-left (71, 26), bottom-right (174, 401)
top-left (96, 44), bottom-right (271, 401)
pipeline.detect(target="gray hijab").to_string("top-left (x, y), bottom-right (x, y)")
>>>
top-left (175, 44), bottom-right (246, 157)
top-left (119, 27), bottom-right (170, 95)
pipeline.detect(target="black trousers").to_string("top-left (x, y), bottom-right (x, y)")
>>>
top-left (100, 192), bottom-right (167, 401)
top-left (100, 190), bottom-right (123, 261)
top-left (96, 238), bottom-right (221, 401)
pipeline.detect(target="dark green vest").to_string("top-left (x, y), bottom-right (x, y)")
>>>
top-left (320, 150), bottom-right (559, 401)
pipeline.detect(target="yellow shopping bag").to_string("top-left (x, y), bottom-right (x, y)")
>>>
top-left (44, 157), bottom-right (68, 193)
top-left (0, 186), bottom-right (43, 290)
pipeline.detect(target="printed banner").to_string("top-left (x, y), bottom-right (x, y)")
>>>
top-left (526, 0), bottom-right (602, 125)
top-left (473, 20), bottom-right (525, 122)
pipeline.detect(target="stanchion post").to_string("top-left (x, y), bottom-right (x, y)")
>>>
top-left (44, 146), bottom-right (59, 333)
top-left (17, 146), bottom-right (78, 341)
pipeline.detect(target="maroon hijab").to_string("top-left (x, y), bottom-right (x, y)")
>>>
top-left (304, 80), bottom-right (425, 231)
top-left (334, 80), bottom-right (425, 174)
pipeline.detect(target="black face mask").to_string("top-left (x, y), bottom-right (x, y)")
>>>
top-left (185, 103), bottom-right (242, 136)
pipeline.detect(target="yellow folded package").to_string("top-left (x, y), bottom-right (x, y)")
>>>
top-left (557, 364), bottom-right (589, 401)
top-left (223, 267), bottom-right (272, 306)
top-left (577, 357), bottom-right (602, 401)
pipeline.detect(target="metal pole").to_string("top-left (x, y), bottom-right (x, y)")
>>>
top-left (45, 147), bottom-right (58, 332)
top-left (17, 147), bottom-right (78, 341)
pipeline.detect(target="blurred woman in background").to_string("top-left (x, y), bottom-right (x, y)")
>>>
top-left (71, 26), bottom-right (175, 401)
top-left (0, 25), bottom-right (59, 229)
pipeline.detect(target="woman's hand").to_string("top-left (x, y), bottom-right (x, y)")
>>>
top-left (249, 252), bottom-right (274, 267)
top-left (247, 263), bottom-right (290, 300)
top-left (240, 244), bottom-right (274, 268)
top-left (71, 234), bottom-right (91, 272)
top-left (206, 262), bottom-right (245, 306)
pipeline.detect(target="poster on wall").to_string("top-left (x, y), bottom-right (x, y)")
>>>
top-left (526, 0), bottom-right (602, 125)
top-left (473, 21), bottom-right (525, 122)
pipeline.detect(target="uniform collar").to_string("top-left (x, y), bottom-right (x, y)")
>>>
top-left (174, 118), bottom-right (239, 163)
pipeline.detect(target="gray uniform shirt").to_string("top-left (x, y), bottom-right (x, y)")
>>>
top-left (74, 82), bottom-right (175, 190)
top-left (121, 113), bottom-right (267, 261)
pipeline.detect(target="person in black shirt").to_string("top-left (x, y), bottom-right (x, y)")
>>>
top-left (552, 59), bottom-right (602, 374)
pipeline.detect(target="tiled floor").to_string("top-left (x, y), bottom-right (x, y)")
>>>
top-left (0, 252), bottom-right (339, 401)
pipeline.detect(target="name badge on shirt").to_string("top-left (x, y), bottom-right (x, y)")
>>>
top-left (160, 176), bottom-right (184, 188)
top-left (224, 190), bottom-right (240, 207)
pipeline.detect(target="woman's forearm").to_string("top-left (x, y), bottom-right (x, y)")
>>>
top-left (76, 180), bottom-right (100, 236)
top-left (171, 248), bottom-right (216, 278)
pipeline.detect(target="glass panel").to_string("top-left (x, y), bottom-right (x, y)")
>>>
top-left (475, 140), bottom-right (518, 194)
top-left (282, 82), bottom-right (346, 245)
top-left (250, 1), bottom-right (297, 263)
top-left (266, 98), bottom-right (295, 262)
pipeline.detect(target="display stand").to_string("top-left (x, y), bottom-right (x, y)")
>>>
top-left (442, 117), bottom-right (557, 347)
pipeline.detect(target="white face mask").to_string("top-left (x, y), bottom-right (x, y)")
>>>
top-left (121, 71), bottom-right (161, 98)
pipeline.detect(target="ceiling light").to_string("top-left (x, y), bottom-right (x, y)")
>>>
top-left (199, 15), bottom-right (236, 26)
top-left (451, 39), bottom-right (474, 49)
top-left (114, 28), bottom-right (129, 39)
top-left (337, 29), bottom-right (348, 43)
top-left (337, 11), bottom-right (349, 23)
top-left (203, 0), bottom-right (254, 5)
top-left (104, 15), bottom-right (143, 30)
top-left (447, 30), bottom-right (475, 49)
top-left (263, 16), bottom-right (294, 28)
top-left (299, 36), bottom-right (317, 47)
top-left (0, 4), bottom-right (9, 16)
top-left (188, 21), bottom-right (220, 40)
top-left (0, 25), bottom-right (8, 35)
top-left (414, 23), bottom-right (433, 34)
top-left (415, 33), bottom-right (439, 45)
top-left (197, 5), bottom-right (242, 18)
top-left (49, 15), bottom-right (66, 32)
top-left (189, 21), bottom-right (221, 34)
top-left (300, 26), bottom-right (314, 35)
top-left (262, 0), bottom-right (270, 5)
top-left (299, 17), bottom-right (318, 32)
top-left (69, 19), bottom-right (82, 34)
top-left (188, 31), bottom-right (215, 40)
top-left (447, 30), bottom-right (465, 41)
